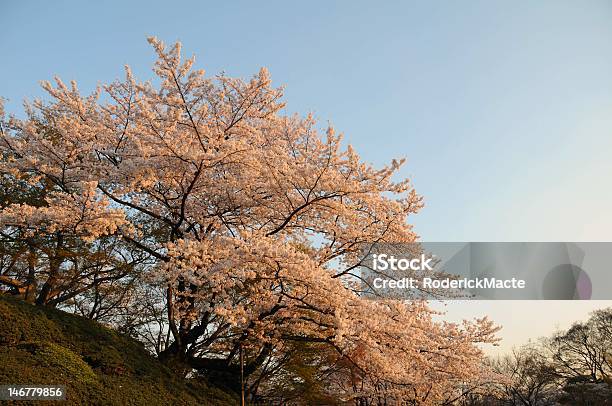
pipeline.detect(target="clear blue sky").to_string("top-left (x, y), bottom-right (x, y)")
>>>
top-left (2, 1), bottom-right (612, 353)
top-left (2, 0), bottom-right (612, 242)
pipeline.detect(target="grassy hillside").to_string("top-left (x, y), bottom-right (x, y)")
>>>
top-left (0, 295), bottom-right (237, 405)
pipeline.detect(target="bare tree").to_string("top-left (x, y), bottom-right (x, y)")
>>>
top-left (491, 343), bottom-right (560, 406)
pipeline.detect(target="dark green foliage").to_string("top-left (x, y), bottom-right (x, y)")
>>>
top-left (0, 295), bottom-right (238, 405)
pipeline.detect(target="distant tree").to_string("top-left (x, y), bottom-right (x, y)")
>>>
top-left (476, 308), bottom-right (612, 406)
top-left (491, 343), bottom-right (561, 406)
top-left (549, 310), bottom-right (611, 384)
top-left (548, 308), bottom-right (612, 404)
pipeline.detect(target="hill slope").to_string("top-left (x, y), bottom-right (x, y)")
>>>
top-left (0, 296), bottom-right (237, 405)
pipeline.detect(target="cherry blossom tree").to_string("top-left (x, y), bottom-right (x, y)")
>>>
top-left (0, 142), bottom-right (146, 306)
top-left (0, 38), bottom-right (499, 402)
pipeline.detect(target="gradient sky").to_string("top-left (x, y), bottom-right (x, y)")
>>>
top-left (2, 0), bottom-right (611, 354)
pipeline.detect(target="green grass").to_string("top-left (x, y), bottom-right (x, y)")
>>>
top-left (0, 295), bottom-right (237, 405)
